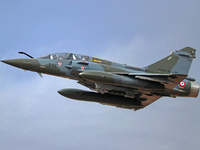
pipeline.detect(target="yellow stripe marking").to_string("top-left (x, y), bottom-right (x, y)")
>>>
top-left (93, 60), bottom-right (102, 63)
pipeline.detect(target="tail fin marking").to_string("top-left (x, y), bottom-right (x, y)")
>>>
top-left (145, 47), bottom-right (196, 75)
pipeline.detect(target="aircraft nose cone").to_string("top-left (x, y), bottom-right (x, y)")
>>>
top-left (1, 59), bottom-right (24, 68)
top-left (2, 58), bottom-right (41, 72)
top-left (1, 60), bottom-right (12, 64)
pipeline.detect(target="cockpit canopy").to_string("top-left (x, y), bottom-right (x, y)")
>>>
top-left (38, 53), bottom-right (90, 61)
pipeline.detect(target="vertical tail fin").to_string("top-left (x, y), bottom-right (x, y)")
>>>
top-left (144, 47), bottom-right (196, 75)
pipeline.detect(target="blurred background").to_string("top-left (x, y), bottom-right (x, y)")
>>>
top-left (0, 1), bottom-right (200, 150)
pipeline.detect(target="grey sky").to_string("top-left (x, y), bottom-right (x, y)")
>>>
top-left (0, 1), bottom-right (200, 150)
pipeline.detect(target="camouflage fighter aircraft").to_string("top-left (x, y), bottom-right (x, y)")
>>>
top-left (1, 47), bottom-right (199, 111)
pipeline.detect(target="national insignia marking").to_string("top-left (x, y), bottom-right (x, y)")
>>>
top-left (81, 65), bottom-right (84, 70)
top-left (58, 61), bottom-right (62, 66)
top-left (179, 81), bottom-right (185, 87)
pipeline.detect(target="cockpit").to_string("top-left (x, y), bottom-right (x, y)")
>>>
top-left (38, 53), bottom-right (90, 61)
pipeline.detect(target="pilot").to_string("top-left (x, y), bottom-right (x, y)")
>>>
top-left (59, 54), bottom-right (64, 59)
top-left (81, 56), bottom-right (89, 61)
top-left (64, 53), bottom-right (68, 59)
top-left (82, 56), bottom-right (86, 61)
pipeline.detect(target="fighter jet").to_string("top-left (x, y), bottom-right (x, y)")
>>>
top-left (1, 47), bottom-right (199, 111)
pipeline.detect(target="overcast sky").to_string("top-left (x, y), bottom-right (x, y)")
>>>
top-left (1, 1), bottom-right (200, 150)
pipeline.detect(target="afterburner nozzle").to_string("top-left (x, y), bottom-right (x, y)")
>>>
top-left (189, 82), bottom-right (200, 97)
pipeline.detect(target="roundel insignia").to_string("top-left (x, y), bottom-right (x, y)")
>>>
top-left (81, 65), bottom-right (84, 70)
top-left (179, 81), bottom-right (185, 87)
top-left (58, 61), bottom-right (62, 66)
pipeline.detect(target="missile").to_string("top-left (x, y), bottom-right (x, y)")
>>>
top-left (57, 88), bottom-right (143, 110)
